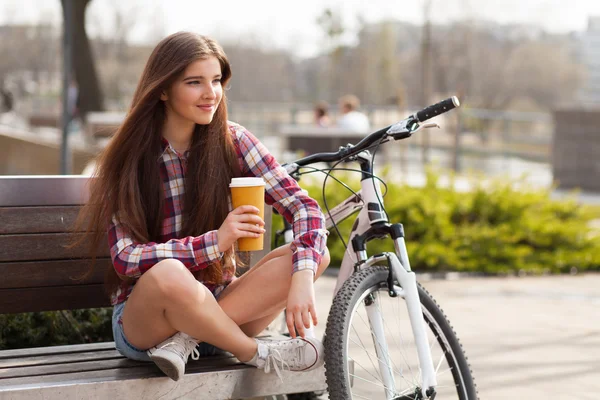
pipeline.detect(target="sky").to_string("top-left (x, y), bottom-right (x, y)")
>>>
top-left (2, 0), bottom-right (600, 57)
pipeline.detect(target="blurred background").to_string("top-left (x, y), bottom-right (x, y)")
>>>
top-left (0, 1), bottom-right (599, 399)
top-left (1, 0), bottom-right (598, 188)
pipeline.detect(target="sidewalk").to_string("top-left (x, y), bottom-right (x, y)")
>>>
top-left (312, 272), bottom-right (600, 400)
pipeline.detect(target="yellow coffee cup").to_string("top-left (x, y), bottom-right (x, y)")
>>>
top-left (229, 177), bottom-right (266, 251)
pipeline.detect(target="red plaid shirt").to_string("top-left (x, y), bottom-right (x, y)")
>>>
top-left (108, 122), bottom-right (328, 305)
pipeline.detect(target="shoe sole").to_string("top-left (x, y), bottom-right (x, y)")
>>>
top-left (149, 351), bottom-right (184, 381)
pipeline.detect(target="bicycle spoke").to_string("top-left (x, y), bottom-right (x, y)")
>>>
top-left (348, 355), bottom-right (389, 387)
top-left (396, 386), bottom-right (421, 400)
top-left (376, 290), bottom-right (419, 387)
top-left (325, 267), bottom-right (476, 399)
top-left (350, 323), bottom-right (385, 380)
top-left (357, 301), bottom-right (404, 377)
top-left (389, 292), bottom-right (418, 380)
top-left (348, 337), bottom-right (405, 378)
top-left (349, 371), bottom-right (398, 393)
top-left (350, 291), bottom-right (425, 393)
top-left (376, 294), bottom-right (415, 378)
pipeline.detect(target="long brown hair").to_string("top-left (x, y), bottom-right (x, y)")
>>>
top-left (74, 32), bottom-right (240, 294)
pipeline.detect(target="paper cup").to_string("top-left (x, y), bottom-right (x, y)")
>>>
top-left (229, 177), bottom-right (266, 251)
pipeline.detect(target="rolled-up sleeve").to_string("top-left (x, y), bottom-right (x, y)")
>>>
top-left (108, 216), bottom-right (223, 278)
top-left (232, 123), bottom-right (328, 274)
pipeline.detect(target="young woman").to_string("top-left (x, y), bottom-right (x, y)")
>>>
top-left (77, 31), bottom-right (330, 381)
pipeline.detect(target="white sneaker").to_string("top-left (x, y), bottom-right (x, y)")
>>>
top-left (245, 337), bottom-right (324, 379)
top-left (147, 332), bottom-right (200, 381)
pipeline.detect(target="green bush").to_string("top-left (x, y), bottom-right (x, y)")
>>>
top-left (3, 171), bottom-right (598, 350)
top-left (274, 169), bottom-right (600, 274)
top-left (0, 309), bottom-right (112, 350)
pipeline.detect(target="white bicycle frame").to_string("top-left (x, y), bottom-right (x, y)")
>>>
top-left (283, 151), bottom-right (437, 399)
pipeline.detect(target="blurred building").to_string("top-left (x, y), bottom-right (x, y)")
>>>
top-left (581, 17), bottom-right (600, 105)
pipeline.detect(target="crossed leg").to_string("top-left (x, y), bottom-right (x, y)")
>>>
top-left (120, 244), bottom-right (330, 362)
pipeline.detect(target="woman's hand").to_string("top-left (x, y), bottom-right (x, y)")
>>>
top-left (286, 269), bottom-right (317, 338)
top-left (216, 205), bottom-right (265, 252)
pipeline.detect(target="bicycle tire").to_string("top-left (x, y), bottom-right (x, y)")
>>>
top-left (324, 266), bottom-right (478, 399)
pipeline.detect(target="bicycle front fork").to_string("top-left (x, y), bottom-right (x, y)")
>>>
top-left (359, 251), bottom-right (438, 399)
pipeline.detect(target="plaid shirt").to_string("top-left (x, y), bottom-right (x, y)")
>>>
top-left (108, 122), bottom-right (328, 305)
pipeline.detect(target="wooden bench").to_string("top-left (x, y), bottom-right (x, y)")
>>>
top-left (0, 175), bottom-right (327, 399)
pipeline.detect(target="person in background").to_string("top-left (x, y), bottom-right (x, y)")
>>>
top-left (313, 101), bottom-right (330, 127)
top-left (336, 94), bottom-right (370, 132)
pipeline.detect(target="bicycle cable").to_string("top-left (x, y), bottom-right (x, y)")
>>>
top-left (295, 167), bottom-right (389, 197)
top-left (321, 158), bottom-right (351, 249)
top-left (294, 152), bottom-right (389, 250)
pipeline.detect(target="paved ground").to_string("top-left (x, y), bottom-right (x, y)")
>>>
top-left (309, 272), bottom-right (600, 400)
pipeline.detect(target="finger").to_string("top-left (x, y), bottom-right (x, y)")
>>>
top-left (302, 308), bottom-right (311, 329)
top-left (236, 214), bottom-right (265, 226)
top-left (238, 223), bottom-right (266, 234)
top-left (286, 309), bottom-right (296, 338)
top-left (294, 311), bottom-right (305, 338)
top-left (233, 205), bottom-right (260, 215)
top-left (236, 229), bottom-right (261, 238)
top-left (309, 304), bottom-right (318, 326)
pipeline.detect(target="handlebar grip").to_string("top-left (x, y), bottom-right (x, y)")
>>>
top-left (415, 96), bottom-right (460, 122)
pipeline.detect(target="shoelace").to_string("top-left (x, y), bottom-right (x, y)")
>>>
top-left (159, 334), bottom-right (200, 362)
top-left (261, 340), bottom-right (307, 381)
top-left (185, 336), bottom-right (200, 361)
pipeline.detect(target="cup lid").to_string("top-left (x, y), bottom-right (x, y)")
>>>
top-left (229, 177), bottom-right (265, 187)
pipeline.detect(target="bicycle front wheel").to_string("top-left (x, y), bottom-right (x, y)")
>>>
top-left (325, 266), bottom-right (478, 400)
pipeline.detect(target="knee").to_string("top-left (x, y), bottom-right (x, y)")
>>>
top-left (143, 259), bottom-right (205, 303)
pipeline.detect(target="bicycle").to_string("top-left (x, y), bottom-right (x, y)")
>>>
top-left (274, 97), bottom-right (478, 400)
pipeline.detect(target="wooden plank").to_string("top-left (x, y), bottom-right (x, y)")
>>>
top-left (0, 332), bottom-right (278, 360)
top-left (0, 353), bottom-right (241, 379)
top-left (0, 259), bottom-right (109, 289)
top-left (0, 176), bottom-right (90, 207)
top-left (0, 357), bottom-right (148, 379)
top-left (0, 233), bottom-right (109, 262)
top-left (0, 363), bottom-right (327, 400)
top-left (0, 348), bottom-right (233, 369)
top-left (0, 343), bottom-right (116, 360)
top-left (0, 206), bottom-right (82, 234)
top-left (0, 349), bottom-right (123, 369)
top-left (0, 284), bottom-right (111, 314)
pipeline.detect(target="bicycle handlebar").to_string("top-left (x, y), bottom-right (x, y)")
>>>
top-left (415, 96), bottom-right (460, 122)
top-left (293, 96), bottom-right (460, 167)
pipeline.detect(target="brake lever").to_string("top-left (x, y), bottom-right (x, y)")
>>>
top-left (411, 122), bottom-right (440, 133)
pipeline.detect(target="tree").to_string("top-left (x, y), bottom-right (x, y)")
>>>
top-left (317, 8), bottom-right (345, 101)
top-left (60, 0), bottom-right (104, 117)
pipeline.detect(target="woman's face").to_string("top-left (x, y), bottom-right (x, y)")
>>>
top-left (161, 56), bottom-right (223, 126)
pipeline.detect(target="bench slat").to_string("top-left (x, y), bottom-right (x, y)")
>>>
top-left (0, 351), bottom-right (241, 380)
top-left (2, 364), bottom-right (327, 400)
top-left (0, 342), bottom-right (116, 360)
top-left (0, 176), bottom-right (89, 207)
top-left (0, 357), bottom-right (148, 379)
top-left (0, 206), bottom-right (82, 234)
top-left (0, 233), bottom-right (109, 262)
top-left (0, 349), bottom-right (123, 369)
top-left (0, 284), bottom-right (110, 314)
top-left (0, 259), bottom-right (108, 289)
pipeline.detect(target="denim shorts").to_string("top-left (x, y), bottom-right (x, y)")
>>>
top-left (112, 285), bottom-right (228, 361)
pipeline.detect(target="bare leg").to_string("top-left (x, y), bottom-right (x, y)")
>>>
top-left (121, 259), bottom-right (257, 362)
top-left (218, 244), bottom-right (330, 336)
top-left (121, 245), bottom-right (329, 362)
